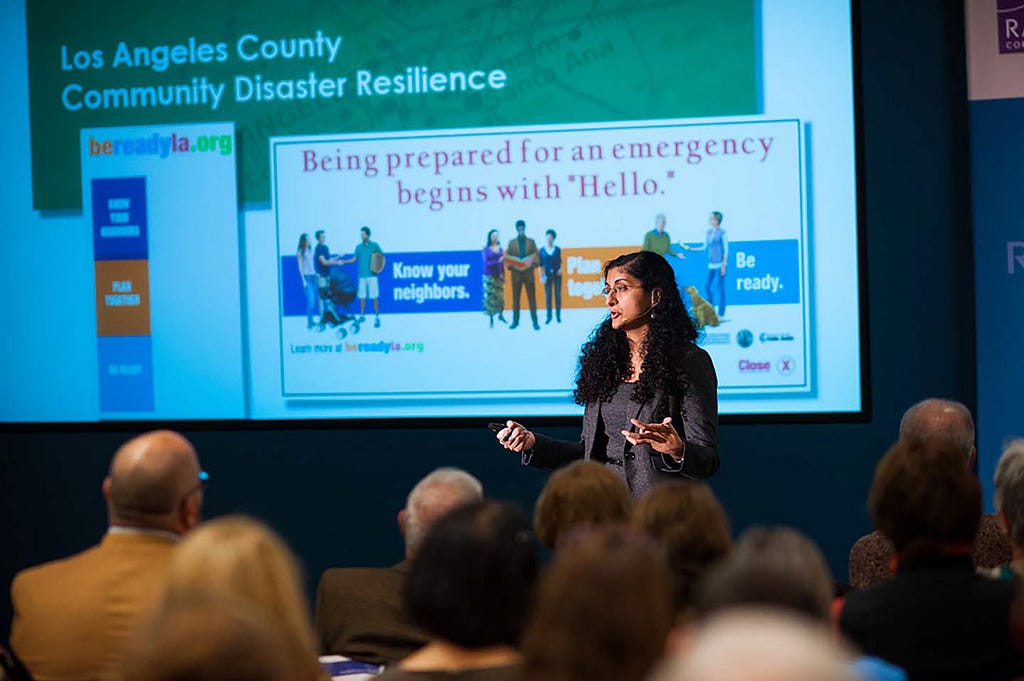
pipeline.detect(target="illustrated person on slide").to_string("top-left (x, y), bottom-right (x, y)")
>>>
top-left (504, 219), bottom-right (540, 330)
top-left (641, 214), bottom-right (685, 260)
top-left (683, 211), bottom-right (728, 317)
top-left (539, 228), bottom-right (562, 324)
top-left (495, 251), bottom-right (719, 497)
top-left (314, 230), bottom-right (343, 327)
top-left (297, 233), bottom-right (318, 329)
top-left (482, 229), bottom-right (508, 328)
top-left (342, 226), bottom-right (385, 328)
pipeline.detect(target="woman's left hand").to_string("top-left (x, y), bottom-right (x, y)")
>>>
top-left (622, 417), bottom-right (684, 460)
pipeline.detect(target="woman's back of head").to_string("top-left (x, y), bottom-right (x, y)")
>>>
top-left (120, 595), bottom-right (293, 681)
top-left (522, 525), bottom-right (675, 681)
top-left (869, 439), bottom-right (981, 559)
top-left (405, 499), bottom-right (538, 649)
top-left (631, 481), bottom-right (732, 618)
top-left (695, 526), bottom-right (833, 623)
top-left (651, 608), bottom-right (854, 681)
top-left (534, 460), bottom-right (632, 548)
top-left (163, 515), bottom-right (322, 680)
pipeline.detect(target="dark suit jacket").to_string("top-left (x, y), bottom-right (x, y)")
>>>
top-left (316, 561), bottom-right (430, 665)
top-left (840, 554), bottom-right (1019, 680)
top-left (11, 531), bottom-right (178, 681)
top-left (523, 344), bottom-right (719, 497)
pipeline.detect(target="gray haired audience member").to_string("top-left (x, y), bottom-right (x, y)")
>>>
top-left (695, 527), bottom-right (909, 680)
top-left (400, 468), bottom-right (485, 557)
top-left (651, 609), bottom-right (855, 681)
top-left (378, 500), bottom-right (538, 681)
top-left (898, 398), bottom-right (976, 465)
top-left (848, 398), bottom-right (1010, 588)
top-left (992, 438), bottom-right (1024, 579)
top-left (316, 467), bottom-right (483, 664)
top-left (695, 526), bottom-right (833, 622)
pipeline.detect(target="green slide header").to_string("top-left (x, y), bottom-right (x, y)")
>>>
top-left (27, 0), bottom-right (757, 210)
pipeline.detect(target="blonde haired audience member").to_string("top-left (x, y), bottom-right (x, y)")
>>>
top-left (163, 515), bottom-right (324, 681)
top-left (120, 596), bottom-right (292, 681)
top-left (651, 609), bottom-right (854, 681)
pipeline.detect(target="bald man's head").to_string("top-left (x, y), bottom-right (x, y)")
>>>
top-left (103, 430), bottom-right (202, 534)
top-left (898, 399), bottom-right (976, 466)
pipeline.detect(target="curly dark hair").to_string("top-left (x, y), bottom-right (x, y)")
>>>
top-left (574, 251), bottom-right (699, 405)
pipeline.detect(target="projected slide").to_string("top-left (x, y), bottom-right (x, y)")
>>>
top-left (0, 0), bottom-right (861, 422)
top-left (272, 119), bottom-right (808, 411)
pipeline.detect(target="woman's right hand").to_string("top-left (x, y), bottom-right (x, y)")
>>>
top-left (497, 419), bottom-right (535, 452)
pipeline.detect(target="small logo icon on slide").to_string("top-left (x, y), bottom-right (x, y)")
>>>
top-left (703, 332), bottom-right (730, 346)
top-left (759, 331), bottom-right (794, 343)
top-left (998, 1), bottom-right (1024, 53)
top-left (736, 329), bottom-right (754, 348)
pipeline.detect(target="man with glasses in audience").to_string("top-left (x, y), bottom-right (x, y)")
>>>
top-left (10, 430), bottom-right (205, 681)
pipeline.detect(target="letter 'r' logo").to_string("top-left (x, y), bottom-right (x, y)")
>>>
top-left (999, 0), bottom-right (1024, 53)
top-left (1009, 241), bottom-right (1024, 274)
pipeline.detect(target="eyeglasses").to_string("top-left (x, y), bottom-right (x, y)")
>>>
top-left (182, 470), bottom-right (209, 499)
top-left (601, 283), bottom-right (643, 298)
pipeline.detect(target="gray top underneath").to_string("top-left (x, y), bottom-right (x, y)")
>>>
top-left (598, 382), bottom-right (637, 480)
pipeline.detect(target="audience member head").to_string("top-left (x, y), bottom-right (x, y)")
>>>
top-left (102, 430), bottom-right (203, 536)
top-left (994, 438), bottom-right (1024, 553)
top-left (534, 460), bottom-right (632, 548)
top-left (631, 481), bottom-right (732, 619)
top-left (400, 467), bottom-right (483, 559)
top-left (120, 596), bottom-right (292, 681)
top-left (651, 609), bottom-right (854, 681)
top-left (522, 526), bottom-right (675, 681)
top-left (869, 439), bottom-right (981, 561)
top-left (163, 515), bottom-right (322, 681)
top-left (695, 526), bottom-right (833, 622)
top-left (405, 500), bottom-right (537, 649)
top-left (898, 398), bottom-right (976, 467)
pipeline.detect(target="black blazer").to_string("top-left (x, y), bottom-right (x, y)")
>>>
top-left (523, 344), bottom-right (718, 497)
top-left (840, 554), bottom-right (1020, 681)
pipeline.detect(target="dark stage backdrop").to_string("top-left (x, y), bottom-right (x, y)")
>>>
top-left (0, 0), bottom-right (975, 642)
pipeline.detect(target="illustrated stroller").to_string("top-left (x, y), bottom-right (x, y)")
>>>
top-left (318, 265), bottom-right (361, 338)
